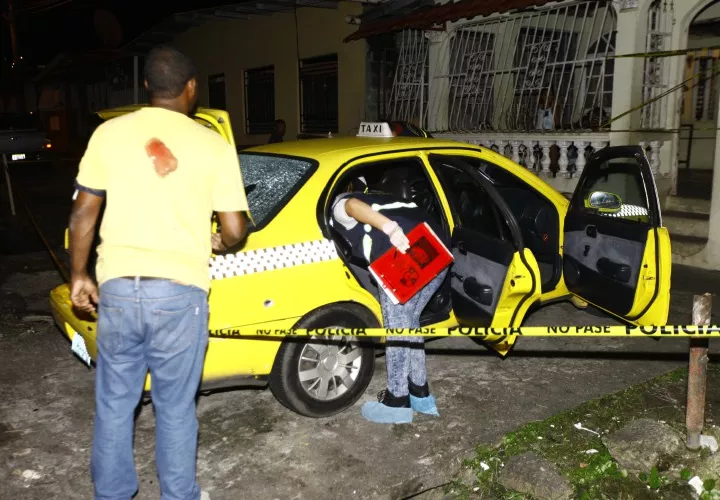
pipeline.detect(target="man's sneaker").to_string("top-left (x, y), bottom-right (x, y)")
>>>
top-left (361, 389), bottom-right (413, 424)
top-left (408, 378), bottom-right (439, 417)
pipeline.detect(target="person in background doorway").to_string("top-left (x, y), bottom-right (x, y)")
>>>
top-left (68, 45), bottom-right (248, 500)
top-left (268, 119), bottom-right (286, 143)
top-left (536, 88), bottom-right (556, 131)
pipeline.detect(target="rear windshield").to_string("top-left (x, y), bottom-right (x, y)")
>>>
top-left (0, 113), bottom-right (40, 130)
top-left (239, 153), bottom-right (316, 230)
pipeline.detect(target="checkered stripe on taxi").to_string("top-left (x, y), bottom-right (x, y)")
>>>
top-left (209, 239), bottom-right (340, 280)
top-left (604, 204), bottom-right (649, 218)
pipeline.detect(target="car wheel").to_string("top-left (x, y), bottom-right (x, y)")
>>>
top-left (269, 303), bottom-right (380, 418)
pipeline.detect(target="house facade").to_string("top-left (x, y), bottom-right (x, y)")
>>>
top-left (28, 0), bottom-right (720, 271)
top-left (347, 0), bottom-right (720, 271)
top-left (171, 1), bottom-right (366, 146)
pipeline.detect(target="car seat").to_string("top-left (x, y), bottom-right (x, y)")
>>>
top-left (377, 170), bottom-right (438, 217)
top-left (376, 171), bottom-right (413, 201)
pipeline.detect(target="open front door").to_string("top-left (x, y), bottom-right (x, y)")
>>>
top-left (563, 146), bottom-right (671, 325)
top-left (429, 154), bottom-right (542, 355)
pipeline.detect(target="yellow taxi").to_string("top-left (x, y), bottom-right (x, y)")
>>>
top-left (49, 107), bottom-right (671, 418)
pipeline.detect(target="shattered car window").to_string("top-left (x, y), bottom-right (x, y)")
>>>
top-left (238, 154), bottom-right (316, 229)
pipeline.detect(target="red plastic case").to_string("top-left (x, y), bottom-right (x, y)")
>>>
top-left (368, 222), bottom-right (453, 305)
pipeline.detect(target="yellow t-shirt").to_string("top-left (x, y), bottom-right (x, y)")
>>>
top-left (75, 107), bottom-right (248, 292)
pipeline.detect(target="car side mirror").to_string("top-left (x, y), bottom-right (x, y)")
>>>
top-left (587, 191), bottom-right (622, 212)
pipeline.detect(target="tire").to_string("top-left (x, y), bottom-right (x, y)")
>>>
top-left (268, 303), bottom-right (380, 418)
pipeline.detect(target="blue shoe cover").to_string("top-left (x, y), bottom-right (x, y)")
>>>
top-left (410, 394), bottom-right (439, 416)
top-left (361, 401), bottom-right (413, 424)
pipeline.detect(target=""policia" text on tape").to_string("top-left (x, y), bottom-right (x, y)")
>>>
top-left (209, 325), bottom-right (720, 338)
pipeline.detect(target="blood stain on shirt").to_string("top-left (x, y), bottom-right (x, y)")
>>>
top-left (146, 138), bottom-right (178, 177)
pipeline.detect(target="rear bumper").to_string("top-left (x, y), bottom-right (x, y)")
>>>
top-left (49, 284), bottom-right (95, 349)
top-left (48, 283), bottom-right (281, 390)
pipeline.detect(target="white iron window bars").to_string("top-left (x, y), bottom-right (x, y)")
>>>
top-left (388, 1), bottom-right (617, 134)
top-left (387, 29), bottom-right (429, 128)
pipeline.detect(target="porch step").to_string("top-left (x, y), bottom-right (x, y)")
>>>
top-left (671, 237), bottom-right (707, 258)
top-left (663, 210), bottom-right (710, 221)
top-left (664, 196), bottom-right (710, 216)
top-left (676, 169), bottom-right (713, 200)
top-left (664, 213), bottom-right (709, 240)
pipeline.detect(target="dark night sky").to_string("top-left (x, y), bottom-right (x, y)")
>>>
top-left (2, 0), bottom-right (242, 66)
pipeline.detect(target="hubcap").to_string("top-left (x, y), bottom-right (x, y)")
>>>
top-left (296, 331), bottom-right (364, 402)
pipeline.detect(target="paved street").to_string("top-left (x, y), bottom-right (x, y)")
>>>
top-left (1, 160), bottom-right (719, 499)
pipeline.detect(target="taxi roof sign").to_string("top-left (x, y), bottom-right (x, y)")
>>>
top-left (357, 122), bottom-right (394, 138)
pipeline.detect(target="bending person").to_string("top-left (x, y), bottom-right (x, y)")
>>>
top-left (330, 175), bottom-right (450, 424)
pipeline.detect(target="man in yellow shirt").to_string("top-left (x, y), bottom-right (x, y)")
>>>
top-left (68, 45), bottom-right (248, 500)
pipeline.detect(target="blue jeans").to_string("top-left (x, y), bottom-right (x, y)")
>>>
top-left (379, 269), bottom-right (448, 397)
top-left (91, 277), bottom-right (209, 500)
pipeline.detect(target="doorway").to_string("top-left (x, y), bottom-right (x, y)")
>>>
top-left (678, 1), bottom-right (720, 199)
top-left (208, 74), bottom-right (226, 110)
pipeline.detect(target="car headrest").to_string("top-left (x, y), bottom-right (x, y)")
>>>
top-left (377, 173), bottom-right (412, 201)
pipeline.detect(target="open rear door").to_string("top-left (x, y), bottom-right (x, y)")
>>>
top-left (563, 146), bottom-right (671, 325)
top-left (429, 154), bottom-right (542, 355)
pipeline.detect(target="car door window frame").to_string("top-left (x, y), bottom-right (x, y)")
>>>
top-left (426, 153), bottom-right (542, 330)
top-left (564, 145), bottom-right (665, 321)
top-left (426, 154), bottom-right (525, 251)
top-left (431, 160), bottom-right (510, 243)
top-left (569, 146), bottom-right (661, 228)
top-left (320, 152), bottom-right (452, 241)
top-left (435, 153), bottom-right (563, 292)
top-left (319, 151), bottom-right (455, 323)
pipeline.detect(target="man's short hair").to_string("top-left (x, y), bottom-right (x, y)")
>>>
top-left (144, 45), bottom-right (198, 99)
top-left (275, 119), bottom-right (285, 126)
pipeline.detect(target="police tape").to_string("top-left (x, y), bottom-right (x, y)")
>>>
top-left (209, 325), bottom-right (720, 338)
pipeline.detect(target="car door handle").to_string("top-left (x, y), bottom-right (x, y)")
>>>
top-left (597, 257), bottom-right (631, 284)
top-left (463, 277), bottom-right (493, 306)
top-left (586, 225), bottom-right (597, 238)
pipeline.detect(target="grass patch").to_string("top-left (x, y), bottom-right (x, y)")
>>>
top-left (447, 366), bottom-right (720, 499)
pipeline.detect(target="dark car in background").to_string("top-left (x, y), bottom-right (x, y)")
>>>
top-left (388, 120), bottom-right (434, 138)
top-left (0, 113), bottom-right (54, 164)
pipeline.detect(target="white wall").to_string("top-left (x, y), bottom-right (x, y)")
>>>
top-left (661, 0), bottom-right (720, 270)
top-left (695, 2), bottom-right (720, 21)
